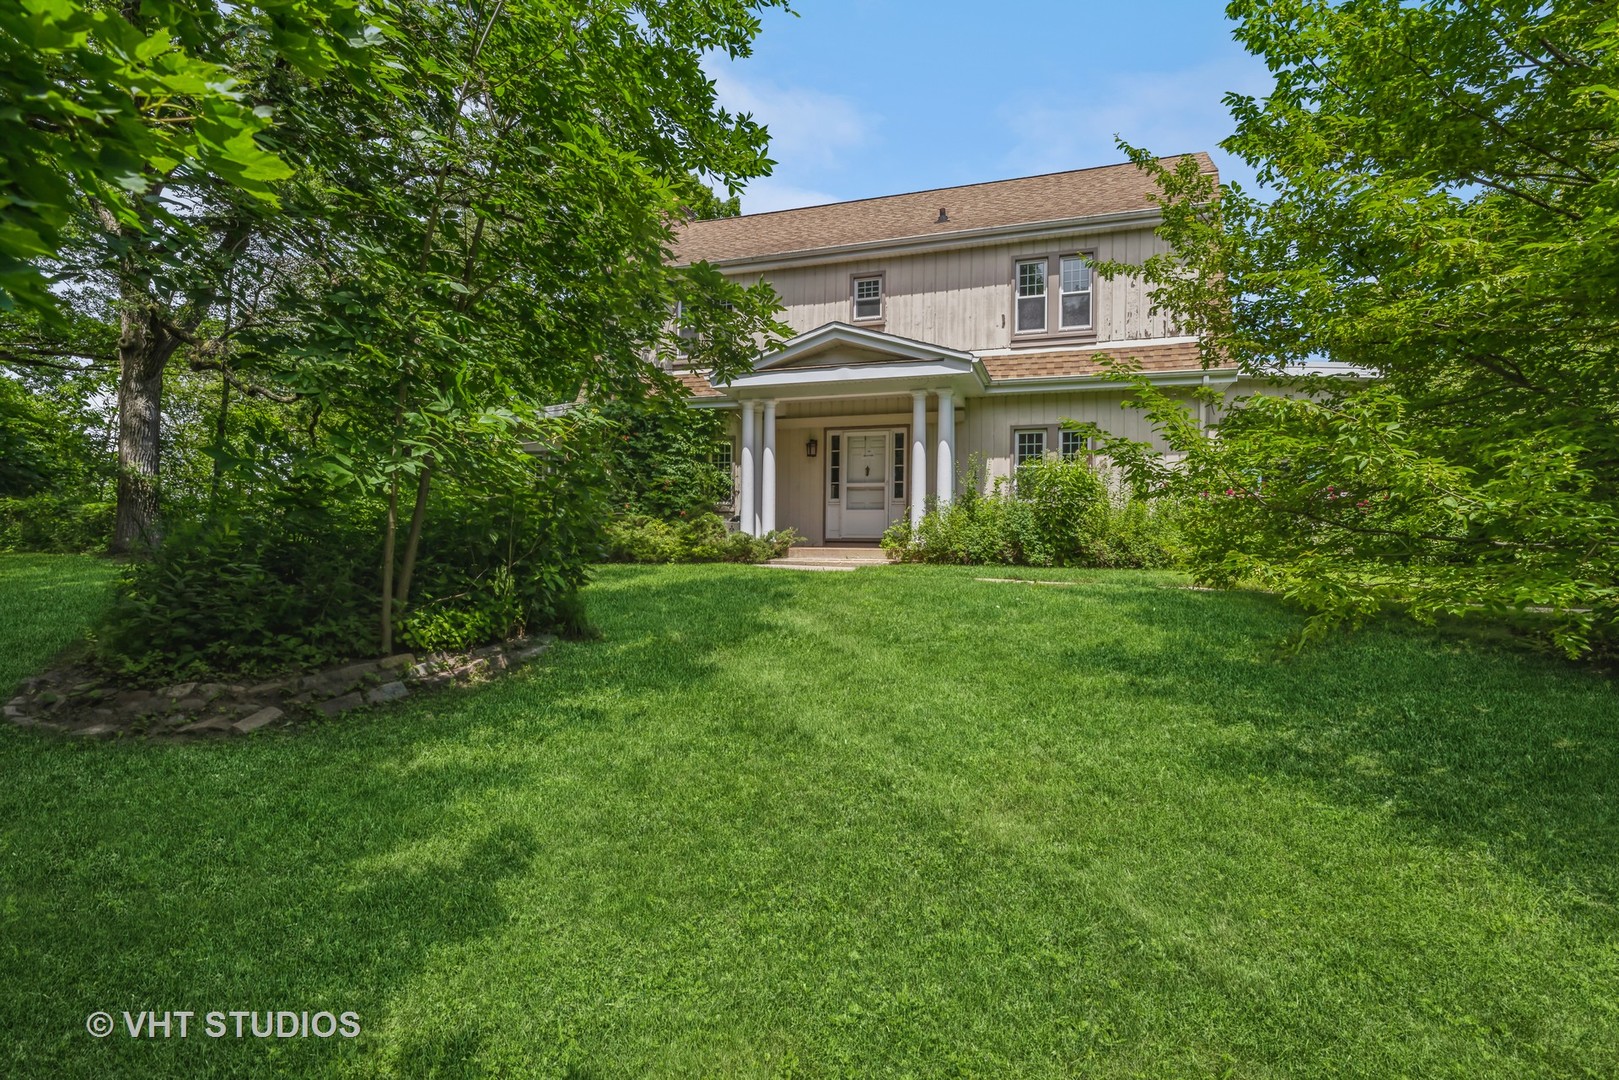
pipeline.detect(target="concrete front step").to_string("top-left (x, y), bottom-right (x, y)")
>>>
top-left (767, 546), bottom-right (890, 570)
top-left (780, 546), bottom-right (886, 560)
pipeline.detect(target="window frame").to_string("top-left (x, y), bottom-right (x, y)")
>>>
top-left (850, 272), bottom-right (885, 324)
top-left (673, 300), bottom-right (699, 342)
top-left (1058, 254), bottom-right (1094, 332)
top-left (1009, 251), bottom-right (1099, 342)
top-left (1013, 427), bottom-right (1048, 469)
top-left (1014, 259), bottom-right (1047, 335)
top-left (1060, 428), bottom-right (1089, 461)
top-left (713, 437), bottom-right (736, 506)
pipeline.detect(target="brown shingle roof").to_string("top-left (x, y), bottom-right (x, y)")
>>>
top-left (672, 154), bottom-right (1215, 264)
top-left (983, 341), bottom-right (1210, 381)
top-left (670, 370), bottom-right (724, 398)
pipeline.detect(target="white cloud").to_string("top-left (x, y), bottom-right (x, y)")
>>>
top-left (731, 178), bottom-right (844, 214)
top-left (707, 65), bottom-right (873, 212)
top-left (712, 69), bottom-right (870, 170)
top-left (997, 56), bottom-right (1271, 191)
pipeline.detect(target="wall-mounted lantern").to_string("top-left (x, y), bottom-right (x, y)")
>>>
top-left (805, 437), bottom-right (819, 458)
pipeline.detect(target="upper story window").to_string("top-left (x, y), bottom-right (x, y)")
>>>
top-left (674, 300), bottom-right (698, 341)
top-left (1059, 256), bottom-right (1093, 330)
top-left (852, 275), bottom-right (883, 321)
top-left (1014, 253), bottom-right (1096, 337)
top-left (1015, 260), bottom-right (1046, 333)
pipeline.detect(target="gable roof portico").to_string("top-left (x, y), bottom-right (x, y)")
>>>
top-left (713, 323), bottom-right (989, 402)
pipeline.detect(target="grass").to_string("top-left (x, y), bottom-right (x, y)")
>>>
top-left (0, 554), bottom-right (118, 694)
top-left (0, 559), bottom-right (1616, 1077)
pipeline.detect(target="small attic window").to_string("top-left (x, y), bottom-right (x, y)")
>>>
top-left (852, 275), bottom-right (883, 321)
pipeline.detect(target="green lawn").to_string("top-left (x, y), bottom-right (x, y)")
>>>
top-left (1, 559), bottom-right (1616, 1077)
top-left (0, 554), bottom-right (118, 695)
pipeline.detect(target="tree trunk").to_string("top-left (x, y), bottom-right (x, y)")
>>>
top-left (380, 474), bottom-right (400, 656)
top-left (210, 373), bottom-right (231, 502)
top-left (394, 463), bottom-right (433, 607)
top-left (111, 303), bottom-right (174, 555)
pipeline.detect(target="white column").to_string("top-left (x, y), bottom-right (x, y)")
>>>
top-left (910, 390), bottom-right (928, 527)
top-left (761, 399), bottom-right (777, 535)
top-left (935, 387), bottom-right (956, 506)
top-left (739, 401), bottom-right (757, 536)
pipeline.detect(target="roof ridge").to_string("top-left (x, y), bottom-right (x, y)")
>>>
top-left (697, 153), bottom-right (1211, 226)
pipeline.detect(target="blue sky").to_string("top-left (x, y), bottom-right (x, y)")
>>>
top-left (707, 1), bottom-right (1272, 213)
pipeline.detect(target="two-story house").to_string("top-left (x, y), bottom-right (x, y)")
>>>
top-left (669, 153), bottom-right (1232, 544)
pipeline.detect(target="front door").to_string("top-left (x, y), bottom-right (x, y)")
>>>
top-left (826, 428), bottom-right (905, 540)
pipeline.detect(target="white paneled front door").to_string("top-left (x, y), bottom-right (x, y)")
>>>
top-left (825, 428), bottom-right (907, 540)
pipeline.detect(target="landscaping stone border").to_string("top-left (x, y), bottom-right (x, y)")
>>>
top-left (3, 636), bottom-right (554, 741)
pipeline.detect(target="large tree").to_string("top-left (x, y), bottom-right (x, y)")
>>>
top-left (3, 0), bottom-right (786, 566)
top-left (1091, 1), bottom-right (1618, 655)
top-left (0, 0), bottom-right (378, 551)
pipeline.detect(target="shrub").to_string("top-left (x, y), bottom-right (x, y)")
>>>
top-left (605, 512), bottom-right (797, 564)
top-left (0, 493), bottom-right (115, 553)
top-left (94, 457), bottom-right (602, 682)
top-left (884, 455), bottom-right (1181, 569)
top-left (95, 492), bottom-right (381, 681)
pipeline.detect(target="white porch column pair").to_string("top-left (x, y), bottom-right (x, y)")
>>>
top-left (909, 389), bottom-right (958, 527)
top-left (737, 399), bottom-right (777, 536)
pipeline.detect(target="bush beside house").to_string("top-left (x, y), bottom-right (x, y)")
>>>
top-left (883, 456), bottom-right (1181, 569)
top-left (605, 513), bottom-right (798, 565)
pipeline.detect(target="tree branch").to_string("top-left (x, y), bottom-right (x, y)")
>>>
top-left (187, 358), bottom-right (299, 403)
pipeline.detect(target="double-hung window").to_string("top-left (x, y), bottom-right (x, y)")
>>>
top-left (853, 275), bottom-right (883, 321)
top-left (1014, 254), bottom-right (1094, 336)
top-left (1059, 255), bottom-right (1092, 331)
top-left (1014, 428), bottom-right (1047, 468)
top-left (674, 300), bottom-right (698, 342)
top-left (1015, 260), bottom-right (1047, 333)
top-left (1060, 429), bottom-right (1087, 461)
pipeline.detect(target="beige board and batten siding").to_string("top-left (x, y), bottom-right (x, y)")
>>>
top-left (959, 391), bottom-right (1172, 486)
top-left (755, 226), bottom-right (1174, 353)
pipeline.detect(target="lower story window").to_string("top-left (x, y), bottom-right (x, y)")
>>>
top-left (713, 438), bottom-right (735, 502)
top-left (1060, 429), bottom-right (1087, 461)
top-left (1015, 428), bottom-right (1046, 468)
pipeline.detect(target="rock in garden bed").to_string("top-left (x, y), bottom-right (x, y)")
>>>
top-left (3, 636), bottom-right (554, 742)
